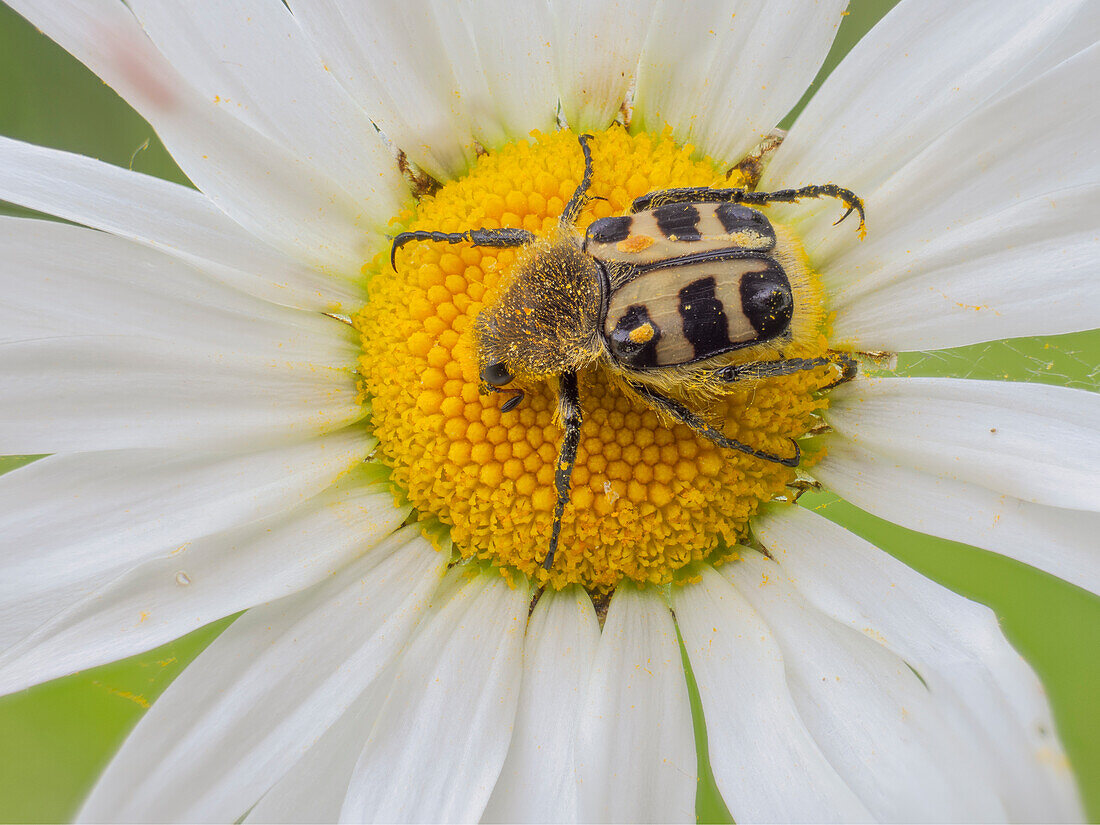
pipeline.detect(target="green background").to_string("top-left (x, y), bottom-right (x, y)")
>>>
top-left (0, 2), bottom-right (1097, 822)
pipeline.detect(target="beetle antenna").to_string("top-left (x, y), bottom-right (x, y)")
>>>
top-left (482, 384), bottom-right (525, 413)
top-left (499, 388), bottom-right (525, 413)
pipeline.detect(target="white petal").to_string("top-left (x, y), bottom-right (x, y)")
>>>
top-left (482, 585), bottom-right (600, 824)
top-left (79, 527), bottom-right (445, 823)
top-left (826, 377), bottom-right (1100, 511)
top-left (289, 0), bottom-right (557, 181)
top-left (7, 0), bottom-right (394, 272)
top-left (839, 37), bottom-right (1100, 256)
top-left (0, 218), bottom-right (357, 367)
top-left (727, 552), bottom-right (1008, 821)
top-left (576, 585), bottom-right (695, 823)
top-left (457, 0), bottom-right (558, 146)
top-left (762, 2), bottom-right (1100, 350)
top-left (340, 569), bottom-right (530, 823)
top-left (754, 506), bottom-right (1084, 822)
top-left (634, 0), bottom-right (847, 165)
top-left (0, 433), bottom-right (369, 653)
top-left (830, 45), bottom-right (1100, 277)
top-left (0, 137), bottom-right (359, 311)
top-left (125, 0), bottom-right (402, 211)
top-left (245, 670), bottom-right (397, 824)
top-left (673, 568), bottom-right (870, 823)
top-left (767, 0), bottom-right (1099, 214)
top-left (0, 483), bottom-right (408, 695)
top-left (813, 439), bottom-right (1100, 596)
top-left (830, 184), bottom-right (1100, 350)
top-left (549, 0), bottom-right (656, 133)
top-left (287, 0), bottom-right (477, 181)
top-left (0, 336), bottom-right (361, 454)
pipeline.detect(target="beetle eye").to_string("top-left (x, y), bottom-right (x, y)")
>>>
top-left (481, 362), bottom-right (514, 386)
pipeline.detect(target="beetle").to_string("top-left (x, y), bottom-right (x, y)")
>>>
top-left (391, 135), bottom-right (864, 569)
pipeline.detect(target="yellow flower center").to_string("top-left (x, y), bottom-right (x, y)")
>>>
top-left (357, 128), bottom-right (836, 591)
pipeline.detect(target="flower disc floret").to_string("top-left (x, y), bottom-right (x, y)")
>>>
top-left (358, 128), bottom-right (835, 590)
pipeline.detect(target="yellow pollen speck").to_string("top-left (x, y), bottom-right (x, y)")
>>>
top-left (628, 324), bottom-right (655, 345)
top-left (357, 128), bottom-right (837, 591)
top-left (618, 234), bottom-right (656, 253)
top-left (93, 682), bottom-right (151, 709)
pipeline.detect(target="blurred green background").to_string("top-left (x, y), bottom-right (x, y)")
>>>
top-left (0, 1), bottom-right (1097, 822)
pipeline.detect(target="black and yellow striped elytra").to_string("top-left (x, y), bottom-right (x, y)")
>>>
top-left (389, 135), bottom-right (864, 570)
top-left (588, 202), bottom-right (792, 372)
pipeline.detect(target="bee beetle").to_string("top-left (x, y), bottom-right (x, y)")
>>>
top-left (391, 135), bottom-right (864, 570)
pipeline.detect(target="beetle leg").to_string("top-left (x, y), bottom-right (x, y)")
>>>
top-left (544, 371), bottom-right (582, 570)
top-left (393, 134), bottom-right (597, 269)
top-left (630, 184), bottom-right (866, 236)
top-left (629, 186), bottom-right (730, 213)
top-left (560, 134), bottom-right (596, 227)
top-left (740, 184), bottom-right (866, 235)
top-left (708, 352), bottom-right (858, 389)
top-left (628, 381), bottom-right (800, 468)
top-left (389, 227), bottom-right (535, 269)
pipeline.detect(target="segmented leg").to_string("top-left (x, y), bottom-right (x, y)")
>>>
top-left (390, 134), bottom-right (596, 270)
top-left (630, 184), bottom-right (866, 234)
top-left (560, 134), bottom-right (596, 227)
top-left (543, 371), bottom-right (582, 571)
top-left (629, 382), bottom-right (801, 468)
top-left (389, 227), bottom-right (535, 269)
top-left (708, 352), bottom-right (858, 390)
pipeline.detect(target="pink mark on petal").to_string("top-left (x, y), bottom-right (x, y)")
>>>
top-left (96, 20), bottom-right (182, 115)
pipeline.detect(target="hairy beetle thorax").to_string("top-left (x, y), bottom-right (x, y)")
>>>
top-left (474, 228), bottom-right (605, 382)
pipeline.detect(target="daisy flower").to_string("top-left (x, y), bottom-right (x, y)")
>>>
top-left (1, 0), bottom-right (1097, 821)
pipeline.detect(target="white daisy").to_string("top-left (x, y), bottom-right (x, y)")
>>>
top-left (0, 0), bottom-right (1096, 822)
